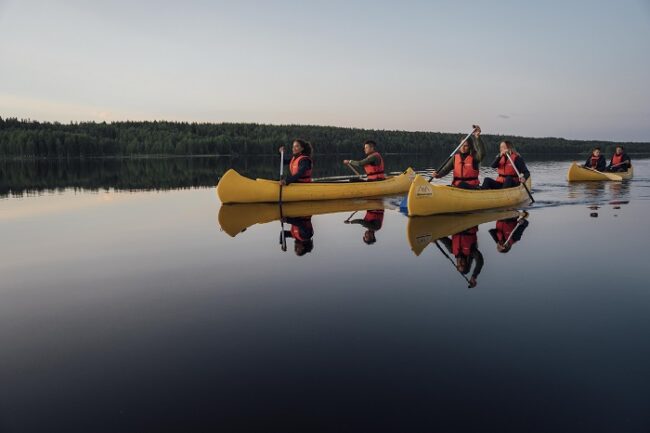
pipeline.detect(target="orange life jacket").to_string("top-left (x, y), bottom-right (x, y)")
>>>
top-left (290, 217), bottom-right (313, 241)
top-left (611, 153), bottom-right (624, 166)
top-left (289, 154), bottom-right (313, 182)
top-left (363, 209), bottom-right (384, 229)
top-left (452, 153), bottom-right (480, 187)
top-left (590, 155), bottom-right (600, 169)
top-left (497, 152), bottom-right (520, 184)
top-left (363, 152), bottom-right (385, 180)
top-left (452, 227), bottom-right (478, 256)
top-left (496, 219), bottom-right (518, 244)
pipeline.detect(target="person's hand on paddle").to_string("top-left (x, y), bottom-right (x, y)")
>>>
top-left (469, 277), bottom-right (477, 288)
top-left (343, 159), bottom-right (351, 165)
top-left (279, 180), bottom-right (287, 186)
top-left (278, 145), bottom-right (285, 154)
top-left (472, 124), bottom-right (481, 137)
top-left (519, 174), bottom-right (525, 184)
top-left (429, 169), bottom-right (439, 178)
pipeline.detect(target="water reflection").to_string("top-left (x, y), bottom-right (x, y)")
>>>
top-left (344, 209), bottom-right (385, 245)
top-left (407, 210), bottom-right (529, 288)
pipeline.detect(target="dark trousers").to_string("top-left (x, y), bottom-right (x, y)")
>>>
top-left (453, 181), bottom-right (480, 190)
top-left (608, 166), bottom-right (627, 172)
top-left (482, 177), bottom-right (519, 189)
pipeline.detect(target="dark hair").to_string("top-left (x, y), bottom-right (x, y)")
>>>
top-left (593, 146), bottom-right (601, 151)
top-left (616, 145), bottom-right (624, 150)
top-left (295, 239), bottom-right (314, 256)
top-left (364, 140), bottom-right (377, 148)
top-left (293, 139), bottom-right (313, 156)
top-left (363, 230), bottom-right (377, 245)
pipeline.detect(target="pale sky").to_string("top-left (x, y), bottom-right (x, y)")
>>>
top-left (1, 0), bottom-right (649, 141)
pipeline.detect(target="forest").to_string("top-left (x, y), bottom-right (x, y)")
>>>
top-left (1, 117), bottom-right (648, 159)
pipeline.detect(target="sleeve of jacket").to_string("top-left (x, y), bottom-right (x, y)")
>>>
top-left (471, 249), bottom-right (484, 278)
top-left (511, 219), bottom-right (529, 242)
top-left (597, 156), bottom-right (607, 171)
top-left (515, 157), bottom-right (530, 179)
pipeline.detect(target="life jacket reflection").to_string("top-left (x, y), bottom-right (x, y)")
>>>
top-left (363, 209), bottom-right (384, 229)
top-left (290, 217), bottom-right (313, 241)
top-left (495, 219), bottom-right (518, 245)
top-left (363, 152), bottom-right (385, 180)
top-left (452, 153), bottom-right (480, 187)
top-left (496, 152), bottom-right (520, 183)
top-left (452, 227), bottom-right (478, 256)
top-left (289, 154), bottom-right (313, 182)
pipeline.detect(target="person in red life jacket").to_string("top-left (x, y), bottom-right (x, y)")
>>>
top-left (278, 139), bottom-right (313, 185)
top-left (280, 216), bottom-right (314, 256)
top-left (489, 212), bottom-right (529, 253)
top-left (343, 140), bottom-right (386, 181)
top-left (606, 145), bottom-right (631, 172)
top-left (345, 209), bottom-right (384, 245)
top-left (482, 140), bottom-right (530, 189)
top-left (438, 227), bottom-right (484, 288)
top-left (430, 125), bottom-right (486, 189)
top-left (582, 146), bottom-right (606, 172)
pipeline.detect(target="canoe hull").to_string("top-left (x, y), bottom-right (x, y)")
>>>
top-left (407, 174), bottom-right (532, 216)
top-left (217, 168), bottom-right (416, 203)
top-left (566, 162), bottom-right (633, 181)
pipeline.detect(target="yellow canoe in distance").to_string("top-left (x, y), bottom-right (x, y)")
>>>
top-left (218, 198), bottom-right (389, 237)
top-left (407, 174), bottom-right (532, 216)
top-left (407, 209), bottom-right (523, 256)
top-left (217, 168), bottom-right (416, 204)
top-left (566, 162), bottom-right (633, 182)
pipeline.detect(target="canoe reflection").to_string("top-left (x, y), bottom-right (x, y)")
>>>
top-left (407, 210), bottom-right (526, 288)
top-left (345, 209), bottom-right (384, 245)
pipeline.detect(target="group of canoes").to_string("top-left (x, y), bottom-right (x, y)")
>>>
top-left (216, 125), bottom-right (633, 215)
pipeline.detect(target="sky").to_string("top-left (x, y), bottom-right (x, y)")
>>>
top-left (0, 0), bottom-right (649, 141)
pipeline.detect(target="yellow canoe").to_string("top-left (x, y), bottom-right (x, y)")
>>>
top-left (566, 162), bottom-right (633, 182)
top-left (407, 209), bottom-right (523, 256)
top-left (218, 198), bottom-right (389, 237)
top-left (217, 168), bottom-right (416, 204)
top-left (406, 174), bottom-right (532, 216)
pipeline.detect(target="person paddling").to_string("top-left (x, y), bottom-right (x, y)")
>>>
top-left (280, 216), bottom-right (314, 256)
top-left (607, 145), bottom-right (631, 172)
top-left (343, 140), bottom-right (385, 181)
top-left (583, 147), bottom-right (606, 172)
top-left (430, 125), bottom-right (485, 189)
top-left (489, 212), bottom-right (529, 253)
top-left (482, 140), bottom-right (530, 189)
top-left (438, 227), bottom-right (484, 288)
top-left (345, 209), bottom-right (384, 245)
top-left (279, 139), bottom-right (313, 185)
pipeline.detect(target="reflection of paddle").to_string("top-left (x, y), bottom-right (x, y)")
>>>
top-left (433, 240), bottom-right (472, 288)
top-left (279, 149), bottom-right (287, 251)
top-left (427, 127), bottom-right (478, 182)
top-left (505, 152), bottom-right (535, 203)
top-left (503, 213), bottom-right (527, 246)
top-left (344, 211), bottom-right (358, 223)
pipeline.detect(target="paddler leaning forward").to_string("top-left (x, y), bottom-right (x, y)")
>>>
top-left (343, 140), bottom-right (386, 181)
top-left (430, 125), bottom-right (485, 189)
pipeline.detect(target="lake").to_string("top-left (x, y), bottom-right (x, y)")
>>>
top-left (1, 156), bottom-right (649, 432)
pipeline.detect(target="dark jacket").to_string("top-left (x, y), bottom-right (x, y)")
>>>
top-left (283, 153), bottom-right (312, 185)
top-left (607, 153), bottom-right (631, 171)
top-left (439, 235), bottom-right (484, 279)
top-left (583, 155), bottom-right (606, 171)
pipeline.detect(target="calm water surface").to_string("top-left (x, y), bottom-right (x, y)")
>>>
top-left (1, 157), bottom-right (650, 432)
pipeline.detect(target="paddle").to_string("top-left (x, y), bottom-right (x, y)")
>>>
top-left (345, 162), bottom-right (361, 176)
top-left (433, 240), bottom-right (472, 288)
top-left (503, 213), bottom-right (528, 246)
top-left (344, 211), bottom-right (358, 223)
top-left (279, 149), bottom-right (287, 251)
top-left (427, 126), bottom-right (479, 182)
top-left (505, 152), bottom-right (535, 204)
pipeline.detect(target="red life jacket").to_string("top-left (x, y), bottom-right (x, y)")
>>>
top-left (452, 153), bottom-right (480, 187)
top-left (590, 155), bottom-right (600, 169)
top-left (452, 227), bottom-right (478, 256)
top-left (363, 209), bottom-right (384, 229)
top-left (290, 218), bottom-right (313, 241)
top-left (611, 153), bottom-right (624, 166)
top-left (497, 152), bottom-right (520, 184)
top-left (496, 219), bottom-right (518, 244)
top-left (289, 154), bottom-right (313, 182)
top-left (363, 152), bottom-right (385, 180)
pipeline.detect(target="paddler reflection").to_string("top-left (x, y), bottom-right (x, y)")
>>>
top-left (345, 209), bottom-right (385, 245)
top-left (280, 216), bottom-right (314, 256)
top-left (437, 227), bottom-right (483, 288)
top-left (489, 212), bottom-right (529, 253)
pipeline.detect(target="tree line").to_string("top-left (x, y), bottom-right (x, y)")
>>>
top-left (1, 117), bottom-right (648, 159)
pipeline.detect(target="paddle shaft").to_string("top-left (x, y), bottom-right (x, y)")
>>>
top-left (434, 240), bottom-right (472, 287)
top-left (427, 128), bottom-right (477, 182)
top-left (505, 152), bottom-right (535, 204)
top-left (346, 162), bottom-right (361, 176)
top-left (279, 149), bottom-right (287, 251)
